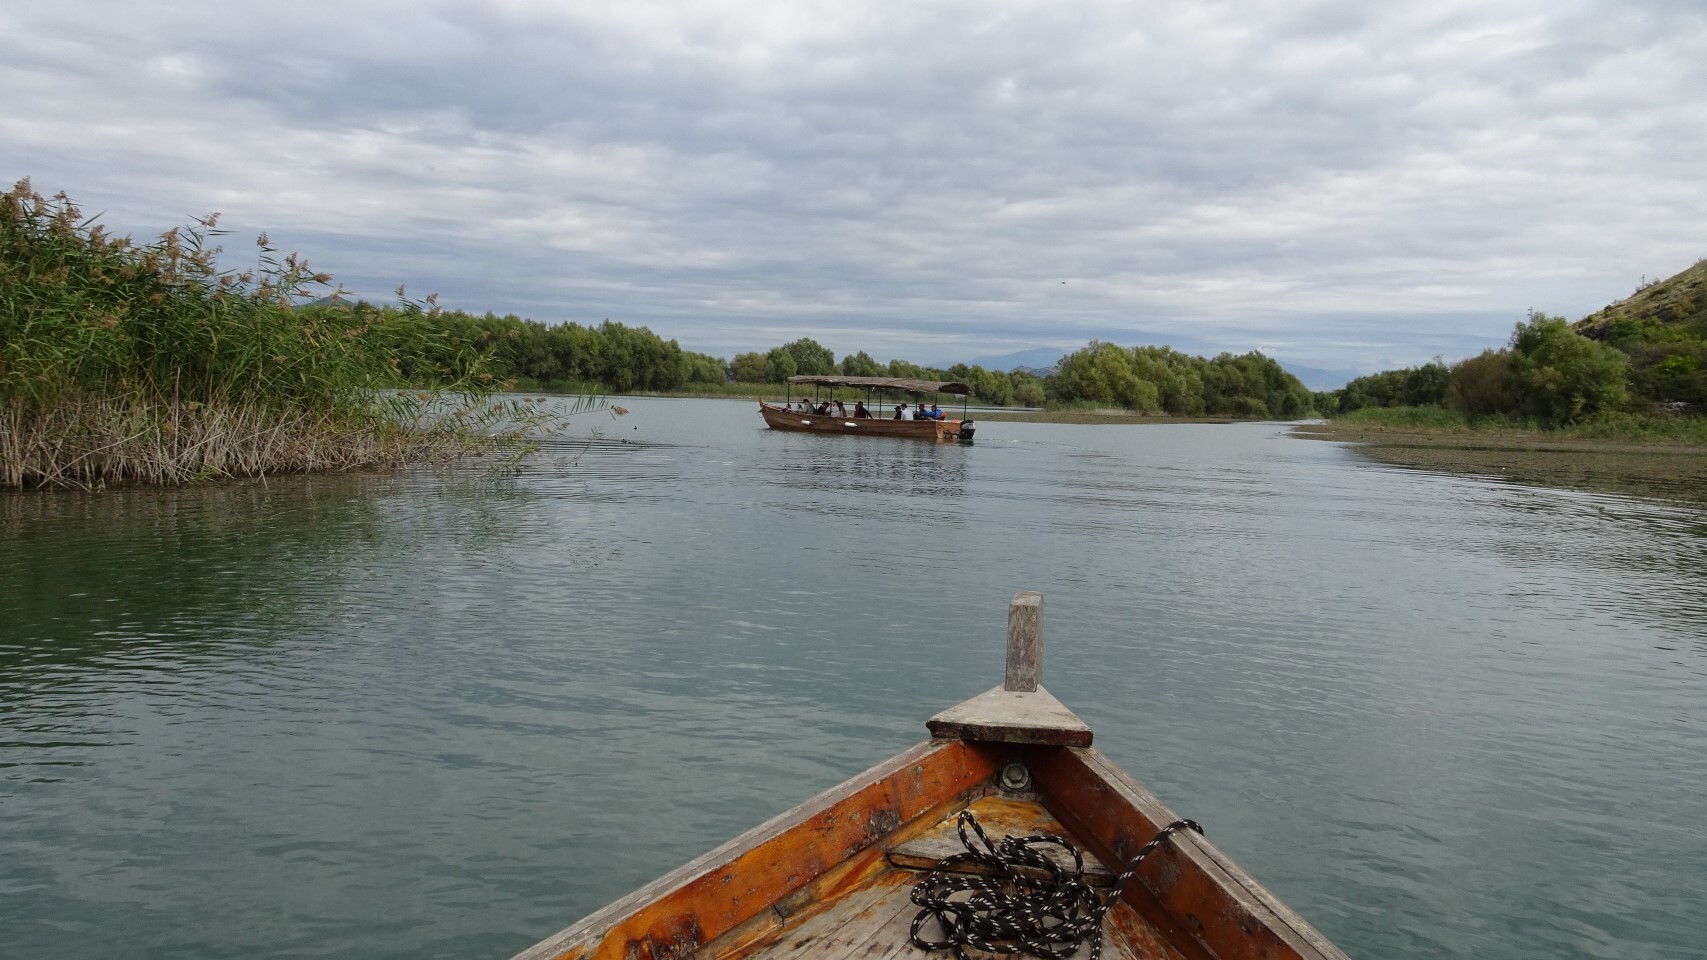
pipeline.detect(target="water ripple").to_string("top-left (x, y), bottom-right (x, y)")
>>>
top-left (2, 400), bottom-right (1704, 960)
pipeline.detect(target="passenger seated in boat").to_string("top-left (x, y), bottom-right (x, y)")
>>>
top-left (815, 401), bottom-right (832, 415)
top-left (899, 404), bottom-right (914, 420)
top-left (834, 400), bottom-right (847, 417)
top-left (854, 401), bottom-right (870, 418)
top-left (929, 403), bottom-right (945, 420)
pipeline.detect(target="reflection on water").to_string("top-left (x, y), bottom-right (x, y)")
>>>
top-left (3, 397), bottom-right (1705, 960)
top-left (774, 440), bottom-right (972, 498)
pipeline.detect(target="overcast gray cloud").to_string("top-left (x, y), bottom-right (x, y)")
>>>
top-left (5, 0), bottom-right (1704, 377)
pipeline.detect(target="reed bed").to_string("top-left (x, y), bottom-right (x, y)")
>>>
top-left (0, 392), bottom-right (542, 489)
top-left (2, 180), bottom-right (556, 490)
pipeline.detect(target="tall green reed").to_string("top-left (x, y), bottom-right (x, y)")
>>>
top-left (1, 179), bottom-right (571, 489)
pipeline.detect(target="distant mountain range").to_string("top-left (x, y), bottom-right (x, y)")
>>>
top-left (962, 346), bottom-right (1071, 374)
top-left (1275, 363), bottom-right (1363, 392)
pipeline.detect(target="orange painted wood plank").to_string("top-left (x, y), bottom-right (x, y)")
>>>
top-left (512, 739), bottom-right (1004, 960)
top-left (1027, 746), bottom-right (1349, 960)
top-left (887, 795), bottom-right (1115, 886)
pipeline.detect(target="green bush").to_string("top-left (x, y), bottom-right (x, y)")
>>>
top-left (1507, 312), bottom-right (1628, 424)
top-left (1446, 349), bottom-right (1517, 417)
top-left (1046, 343), bottom-right (1307, 417)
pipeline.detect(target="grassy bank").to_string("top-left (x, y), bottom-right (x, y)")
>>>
top-left (1296, 407), bottom-right (1707, 501)
top-left (1303, 405), bottom-right (1707, 443)
top-left (1, 181), bottom-right (557, 490)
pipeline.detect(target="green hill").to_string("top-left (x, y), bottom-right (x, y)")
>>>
top-left (1574, 258), bottom-right (1707, 406)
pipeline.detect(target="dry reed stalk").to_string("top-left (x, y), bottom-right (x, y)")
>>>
top-left (0, 396), bottom-right (505, 490)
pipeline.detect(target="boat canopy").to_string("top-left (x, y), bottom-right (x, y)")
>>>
top-left (786, 375), bottom-right (972, 396)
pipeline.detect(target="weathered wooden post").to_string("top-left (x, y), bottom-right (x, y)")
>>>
top-left (1004, 590), bottom-right (1043, 692)
top-left (926, 590), bottom-right (1090, 746)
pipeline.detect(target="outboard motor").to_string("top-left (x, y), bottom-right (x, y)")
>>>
top-left (957, 419), bottom-right (976, 442)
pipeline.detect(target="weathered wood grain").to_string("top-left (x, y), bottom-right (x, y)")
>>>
top-left (1027, 746), bottom-right (1351, 960)
top-left (746, 873), bottom-right (917, 960)
top-left (510, 739), bottom-right (1005, 960)
top-left (887, 795), bottom-right (1114, 886)
top-left (741, 866), bottom-right (1175, 960)
top-left (926, 685), bottom-right (1092, 746)
top-left (1005, 591), bottom-right (1044, 692)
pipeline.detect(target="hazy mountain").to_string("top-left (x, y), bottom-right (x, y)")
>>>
top-left (1276, 362), bottom-right (1364, 392)
top-left (961, 346), bottom-right (1069, 373)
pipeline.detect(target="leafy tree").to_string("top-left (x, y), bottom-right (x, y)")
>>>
top-left (1045, 342), bottom-right (1307, 417)
top-left (1401, 362), bottom-right (1450, 406)
top-left (1336, 362), bottom-right (1448, 413)
top-left (887, 358), bottom-right (928, 379)
top-left (1446, 349), bottom-right (1515, 417)
top-left (764, 347), bottom-right (798, 383)
top-left (1013, 375), bottom-right (1046, 407)
top-left (730, 351), bottom-right (767, 383)
top-left (1506, 312), bottom-right (1628, 424)
top-left (1048, 342), bottom-right (1122, 404)
top-left (781, 338), bottom-right (835, 376)
top-left (681, 350), bottom-right (727, 384)
top-left (965, 365), bottom-right (1013, 405)
top-left (840, 351), bottom-right (883, 377)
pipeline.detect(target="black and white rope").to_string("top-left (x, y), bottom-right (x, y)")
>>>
top-left (909, 810), bottom-right (1203, 960)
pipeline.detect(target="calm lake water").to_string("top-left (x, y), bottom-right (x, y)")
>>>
top-left (3, 397), bottom-right (1705, 960)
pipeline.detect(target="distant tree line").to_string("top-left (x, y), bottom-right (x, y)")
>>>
top-left (728, 340), bottom-right (1048, 406)
top-left (373, 308), bottom-right (1317, 416)
top-left (1325, 310), bottom-right (1693, 426)
top-left (385, 310), bottom-right (724, 392)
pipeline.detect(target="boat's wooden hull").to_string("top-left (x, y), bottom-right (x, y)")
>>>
top-left (758, 401), bottom-right (969, 442)
top-left (513, 737), bottom-right (1348, 960)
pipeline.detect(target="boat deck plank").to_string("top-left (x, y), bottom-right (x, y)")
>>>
top-left (887, 796), bottom-right (1114, 886)
top-left (737, 796), bottom-right (1184, 960)
top-left (740, 868), bottom-right (1184, 960)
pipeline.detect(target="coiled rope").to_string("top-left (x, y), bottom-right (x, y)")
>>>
top-left (909, 810), bottom-right (1204, 960)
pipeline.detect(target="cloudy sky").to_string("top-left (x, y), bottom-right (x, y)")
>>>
top-left (5, 1), bottom-right (1704, 381)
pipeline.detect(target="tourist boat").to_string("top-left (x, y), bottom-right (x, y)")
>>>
top-left (512, 593), bottom-right (1349, 960)
top-left (758, 376), bottom-right (976, 442)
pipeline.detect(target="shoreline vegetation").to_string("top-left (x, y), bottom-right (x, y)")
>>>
top-left (1, 181), bottom-right (572, 491)
top-left (512, 382), bottom-right (1238, 424)
top-left (451, 325), bottom-right (1315, 417)
top-left (1300, 261), bottom-right (1706, 500)
top-left (7, 180), bottom-right (1702, 497)
top-left (2, 182), bottom-right (1326, 491)
top-left (1295, 408), bottom-right (1707, 502)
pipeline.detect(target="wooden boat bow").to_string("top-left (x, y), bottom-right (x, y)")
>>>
top-left (512, 593), bottom-right (1349, 960)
